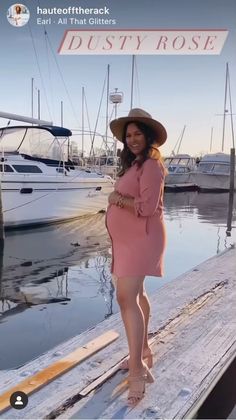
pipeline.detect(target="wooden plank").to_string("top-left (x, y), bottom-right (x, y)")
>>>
top-left (0, 330), bottom-right (119, 413)
top-left (0, 318), bottom-right (126, 419)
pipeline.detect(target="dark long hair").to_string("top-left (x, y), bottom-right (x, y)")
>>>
top-left (117, 121), bottom-right (157, 177)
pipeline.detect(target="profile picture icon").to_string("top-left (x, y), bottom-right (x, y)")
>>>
top-left (7, 4), bottom-right (30, 27)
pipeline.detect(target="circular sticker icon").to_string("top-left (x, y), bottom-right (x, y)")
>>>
top-left (10, 391), bottom-right (28, 410)
top-left (7, 4), bottom-right (30, 27)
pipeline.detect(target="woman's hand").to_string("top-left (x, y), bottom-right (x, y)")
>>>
top-left (108, 190), bottom-right (121, 205)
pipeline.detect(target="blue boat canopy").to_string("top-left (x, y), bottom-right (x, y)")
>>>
top-left (0, 125), bottom-right (72, 137)
top-left (0, 125), bottom-right (73, 159)
top-left (40, 125), bottom-right (72, 137)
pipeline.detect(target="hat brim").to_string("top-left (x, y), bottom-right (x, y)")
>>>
top-left (110, 116), bottom-right (167, 146)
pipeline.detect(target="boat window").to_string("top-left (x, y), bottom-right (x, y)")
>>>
top-left (213, 164), bottom-right (230, 174)
top-left (198, 163), bottom-right (214, 172)
top-left (0, 164), bottom-right (14, 172)
top-left (164, 158), bottom-right (171, 165)
top-left (168, 166), bottom-right (177, 173)
top-left (176, 167), bottom-right (190, 173)
top-left (12, 165), bottom-right (43, 173)
top-left (178, 159), bottom-right (189, 166)
top-left (176, 167), bottom-right (185, 173)
top-left (56, 167), bottom-right (65, 174)
top-left (171, 158), bottom-right (181, 165)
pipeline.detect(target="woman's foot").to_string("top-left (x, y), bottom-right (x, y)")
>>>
top-left (127, 364), bottom-right (155, 406)
top-left (119, 347), bottom-right (153, 370)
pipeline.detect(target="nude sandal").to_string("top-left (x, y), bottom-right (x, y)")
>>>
top-left (127, 364), bottom-right (155, 406)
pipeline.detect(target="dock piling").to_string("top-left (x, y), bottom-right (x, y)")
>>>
top-left (0, 181), bottom-right (4, 249)
top-left (226, 147), bottom-right (235, 235)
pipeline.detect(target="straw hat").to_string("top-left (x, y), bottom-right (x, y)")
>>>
top-left (110, 108), bottom-right (167, 146)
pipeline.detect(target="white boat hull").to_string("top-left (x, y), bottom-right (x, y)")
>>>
top-left (189, 173), bottom-right (235, 191)
top-left (1, 179), bottom-right (114, 228)
top-left (165, 173), bottom-right (191, 185)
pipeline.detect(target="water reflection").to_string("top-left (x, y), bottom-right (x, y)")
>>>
top-left (1, 214), bottom-right (113, 306)
top-left (146, 192), bottom-right (236, 296)
top-left (0, 214), bottom-right (115, 369)
top-left (164, 191), bottom-right (236, 225)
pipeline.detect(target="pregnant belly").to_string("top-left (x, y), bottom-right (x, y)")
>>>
top-left (106, 204), bottom-right (146, 241)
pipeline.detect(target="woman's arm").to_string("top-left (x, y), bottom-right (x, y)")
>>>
top-left (133, 159), bottom-right (164, 217)
top-left (108, 159), bottom-right (164, 216)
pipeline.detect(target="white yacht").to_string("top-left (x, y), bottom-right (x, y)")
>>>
top-left (189, 153), bottom-right (236, 192)
top-left (164, 154), bottom-right (197, 191)
top-left (0, 125), bottom-right (114, 228)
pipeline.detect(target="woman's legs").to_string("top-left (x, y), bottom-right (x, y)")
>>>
top-left (116, 276), bottom-right (154, 404)
top-left (138, 283), bottom-right (151, 354)
top-left (116, 276), bottom-right (145, 374)
top-left (117, 278), bottom-right (153, 369)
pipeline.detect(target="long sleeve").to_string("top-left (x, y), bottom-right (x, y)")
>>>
top-left (134, 159), bottom-right (164, 217)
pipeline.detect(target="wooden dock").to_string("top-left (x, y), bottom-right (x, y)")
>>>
top-left (0, 246), bottom-right (235, 419)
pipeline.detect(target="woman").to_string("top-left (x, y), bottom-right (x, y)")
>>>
top-left (106, 108), bottom-right (167, 406)
top-left (13, 5), bottom-right (22, 26)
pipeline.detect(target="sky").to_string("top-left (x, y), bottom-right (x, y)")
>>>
top-left (0, 0), bottom-right (236, 156)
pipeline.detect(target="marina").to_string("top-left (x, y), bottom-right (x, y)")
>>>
top-left (1, 191), bottom-right (235, 369)
top-left (0, 190), bottom-right (235, 418)
top-left (0, 3), bottom-right (236, 417)
top-left (0, 119), bottom-right (234, 232)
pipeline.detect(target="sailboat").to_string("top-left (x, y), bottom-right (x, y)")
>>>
top-left (189, 64), bottom-right (236, 192)
top-left (0, 115), bottom-right (114, 229)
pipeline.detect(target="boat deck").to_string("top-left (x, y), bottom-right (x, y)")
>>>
top-left (0, 246), bottom-right (235, 419)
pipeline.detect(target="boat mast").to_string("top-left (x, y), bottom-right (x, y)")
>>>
top-left (130, 55), bottom-right (135, 109)
top-left (61, 101), bottom-right (63, 127)
top-left (105, 64), bottom-right (110, 152)
top-left (176, 125), bottom-right (186, 154)
top-left (82, 87), bottom-right (85, 157)
top-left (31, 77), bottom-right (34, 121)
top-left (210, 127), bottom-right (214, 152)
top-left (221, 63), bottom-right (235, 151)
top-left (37, 89), bottom-right (41, 120)
top-left (109, 89), bottom-right (123, 163)
top-left (227, 64), bottom-right (235, 149)
top-left (221, 64), bottom-right (228, 152)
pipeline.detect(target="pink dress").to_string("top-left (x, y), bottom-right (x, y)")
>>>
top-left (106, 158), bottom-right (166, 278)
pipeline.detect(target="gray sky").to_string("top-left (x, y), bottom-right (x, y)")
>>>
top-left (0, 0), bottom-right (236, 155)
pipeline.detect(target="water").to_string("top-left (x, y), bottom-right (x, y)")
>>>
top-left (0, 192), bottom-right (235, 370)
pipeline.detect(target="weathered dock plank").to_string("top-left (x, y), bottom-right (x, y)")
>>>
top-left (0, 330), bottom-right (119, 413)
top-left (0, 246), bottom-right (235, 419)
